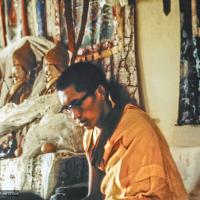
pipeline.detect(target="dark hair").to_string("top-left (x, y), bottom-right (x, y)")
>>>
top-left (56, 62), bottom-right (108, 95)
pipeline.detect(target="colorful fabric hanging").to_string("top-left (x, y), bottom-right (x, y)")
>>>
top-left (26, 0), bottom-right (45, 37)
top-left (59, 0), bottom-right (68, 45)
top-left (4, 0), bottom-right (22, 44)
top-left (35, 0), bottom-right (46, 37)
top-left (178, 0), bottom-right (200, 125)
top-left (26, 0), bottom-right (35, 36)
top-left (0, 0), bottom-right (6, 47)
top-left (73, 1), bottom-right (138, 103)
top-left (46, 0), bottom-right (61, 42)
top-left (21, 0), bottom-right (29, 36)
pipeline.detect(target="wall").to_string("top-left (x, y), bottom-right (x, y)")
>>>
top-left (136, 0), bottom-right (200, 147)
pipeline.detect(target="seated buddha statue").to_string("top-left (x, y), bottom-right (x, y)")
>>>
top-left (5, 41), bottom-right (36, 104)
top-left (41, 42), bottom-right (71, 95)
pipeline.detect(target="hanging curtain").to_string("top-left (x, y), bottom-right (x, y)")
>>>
top-left (46, 0), bottom-right (61, 42)
top-left (4, 0), bottom-right (22, 44)
top-left (0, 0), bottom-right (139, 105)
top-left (73, 1), bottom-right (139, 103)
top-left (0, 0), bottom-right (6, 47)
top-left (178, 0), bottom-right (200, 125)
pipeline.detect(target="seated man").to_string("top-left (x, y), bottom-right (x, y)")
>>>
top-left (5, 41), bottom-right (36, 104)
top-left (41, 42), bottom-right (71, 95)
top-left (56, 62), bottom-right (188, 200)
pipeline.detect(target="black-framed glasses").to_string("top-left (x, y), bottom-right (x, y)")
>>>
top-left (61, 92), bottom-right (92, 113)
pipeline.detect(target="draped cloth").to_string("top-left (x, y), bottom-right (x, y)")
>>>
top-left (178, 0), bottom-right (200, 125)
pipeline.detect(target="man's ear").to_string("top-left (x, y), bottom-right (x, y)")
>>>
top-left (95, 85), bottom-right (107, 100)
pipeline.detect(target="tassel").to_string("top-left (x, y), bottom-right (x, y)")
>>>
top-left (128, 0), bottom-right (136, 6)
top-left (163, 0), bottom-right (171, 16)
top-left (21, 0), bottom-right (29, 36)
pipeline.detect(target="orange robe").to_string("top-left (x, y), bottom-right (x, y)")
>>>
top-left (83, 104), bottom-right (188, 200)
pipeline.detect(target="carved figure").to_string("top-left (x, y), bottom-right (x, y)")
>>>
top-left (5, 41), bottom-right (36, 104)
top-left (41, 42), bottom-right (71, 95)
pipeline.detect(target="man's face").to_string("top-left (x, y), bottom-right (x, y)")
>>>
top-left (44, 62), bottom-right (61, 83)
top-left (58, 85), bottom-right (105, 130)
top-left (12, 59), bottom-right (27, 84)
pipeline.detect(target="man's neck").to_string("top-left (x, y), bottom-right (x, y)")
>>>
top-left (97, 100), bottom-right (113, 129)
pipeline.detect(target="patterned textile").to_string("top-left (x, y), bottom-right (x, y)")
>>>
top-left (101, 5), bottom-right (137, 102)
top-left (74, 2), bottom-right (138, 103)
top-left (178, 0), bottom-right (200, 125)
top-left (0, 152), bottom-right (86, 199)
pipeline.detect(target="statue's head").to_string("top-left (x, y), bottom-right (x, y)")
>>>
top-left (12, 41), bottom-right (36, 85)
top-left (44, 42), bottom-right (71, 86)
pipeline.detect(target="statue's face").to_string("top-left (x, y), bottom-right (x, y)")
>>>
top-left (44, 62), bottom-right (61, 83)
top-left (12, 58), bottom-right (27, 85)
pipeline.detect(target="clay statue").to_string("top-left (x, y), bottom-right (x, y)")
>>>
top-left (5, 41), bottom-right (36, 104)
top-left (41, 42), bottom-right (72, 95)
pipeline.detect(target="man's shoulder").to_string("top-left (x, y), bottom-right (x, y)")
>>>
top-left (120, 104), bottom-right (148, 126)
top-left (111, 104), bottom-right (160, 146)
